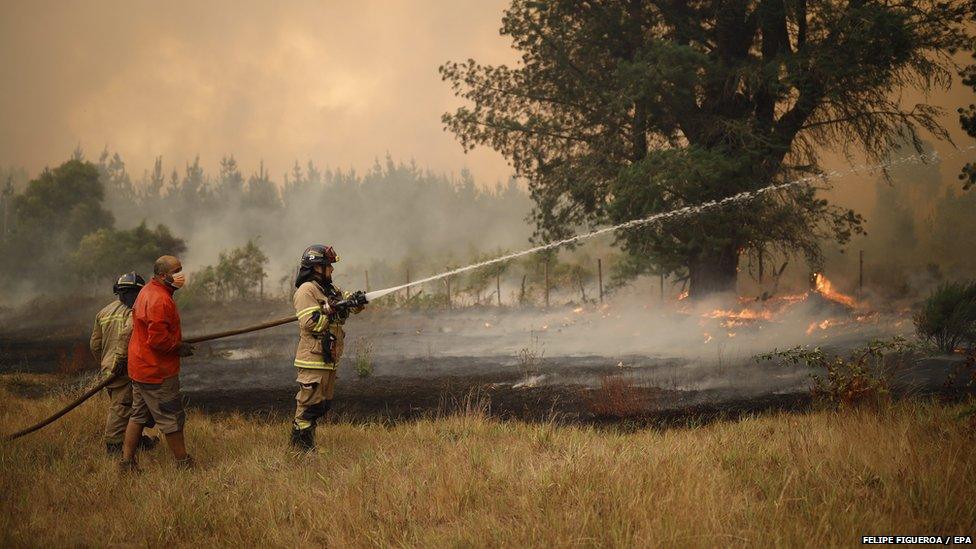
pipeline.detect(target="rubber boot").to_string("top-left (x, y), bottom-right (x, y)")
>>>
top-left (290, 425), bottom-right (316, 452)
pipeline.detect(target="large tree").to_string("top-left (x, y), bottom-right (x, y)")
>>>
top-left (960, 49), bottom-right (976, 190)
top-left (441, 0), bottom-right (972, 296)
top-left (1, 159), bottom-right (114, 285)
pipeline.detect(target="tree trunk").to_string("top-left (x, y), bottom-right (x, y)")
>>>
top-left (687, 245), bottom-right (739, 297)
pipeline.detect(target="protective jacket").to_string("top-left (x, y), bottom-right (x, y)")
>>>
top-left (293, 280), bottom-right (361, 369)
top-left (128, 278), bottom-right (183, 383)
top-left (90, 300), bottom-right (134, 374)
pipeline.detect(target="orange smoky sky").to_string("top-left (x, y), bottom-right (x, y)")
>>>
top-left (0, 0), bottom-right (517, 184)
top-left (0, 1), bottom-right (971, 194)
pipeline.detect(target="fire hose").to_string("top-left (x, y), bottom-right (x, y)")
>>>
top-left (2, 314), bottom-right (300, 442)
top-left (2, 291), bottom-right (374, 442)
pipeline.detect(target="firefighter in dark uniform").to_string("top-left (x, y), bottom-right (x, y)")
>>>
top-left (290, 245), bottom-right (367, 451)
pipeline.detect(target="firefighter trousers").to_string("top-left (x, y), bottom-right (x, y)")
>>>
top-left (294, 368), bottom-right (336, 429)
top-left (104, 374), bottom-right (133, 444)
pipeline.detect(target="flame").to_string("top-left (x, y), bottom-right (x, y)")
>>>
top-left (806, 319), bottom-right (826, 335)
top-left (701, 307), bottom-right (774, 331)
top-left (812, 273), bottom-right (857, 308)
top-left (703, 308), bottom-right (773, 321)
top-left (640, 272), bottom-right (873, 345)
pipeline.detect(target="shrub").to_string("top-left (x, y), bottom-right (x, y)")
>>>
top-left (516, 335), bottom-right (544, 379)
top-left (583, 375), bottom-right (647, 418)
top-left (177, 239), bottom-right (268, 308)
top-left (914, 281), bottom-right (976, 353)
top-left (759, 338), bottom-right (918, 409)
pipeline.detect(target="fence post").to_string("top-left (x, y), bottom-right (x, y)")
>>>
top-left (544, 258), bottom-right (550, 308)
top-left (597, 258), bottom-right (604, 304)
top-left (496, 272), bottom-right (501, 306)
top-left (445, 275), bottom-right (452, 310)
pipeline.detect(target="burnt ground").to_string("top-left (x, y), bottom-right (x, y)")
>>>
top-left (1, 300), bottom-right (972, 428)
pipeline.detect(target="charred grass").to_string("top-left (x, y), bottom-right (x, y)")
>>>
top-left (1, 374), bottom-right (974, 547)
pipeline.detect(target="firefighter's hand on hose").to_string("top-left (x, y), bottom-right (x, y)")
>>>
top-left (176, 342), bottom-right (195, 357)
top-left (111, 358), bottom-right (128, 377)
top-left (331, 290), bottom-right (368, 318)
top-left (349, 290), bottom-right (368, 307)
top-left (350, 290), bottom-right (368, 313)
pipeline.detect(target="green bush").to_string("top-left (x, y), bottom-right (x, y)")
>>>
top-left (177, 239), bottom-right (268, 307)
top-left (73, 222), bottom-right (186, 283)
top-left (913, 281), bottom-right (976, 353)
top-left (758, 338), bottom-right (918, 409)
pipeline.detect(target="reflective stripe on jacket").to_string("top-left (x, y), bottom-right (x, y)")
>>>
top-left (293, 280), bottom-right (358, 370)
top-left (128, 278), bottom-right (182, 383)
top-left (90, 300), bottom-right (133, 374)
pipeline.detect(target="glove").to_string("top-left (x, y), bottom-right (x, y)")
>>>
top-left (330, 290), bottom-right (368, 317)
top-left (176, 342), bottom-right (195, 357)
top-left (112, 357), bottom-right (128, 377)
top-left (348, 290), bottom-right (368, 308)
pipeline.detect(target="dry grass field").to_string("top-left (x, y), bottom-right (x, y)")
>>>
top-left (1, 373), bottom-right (974, 547)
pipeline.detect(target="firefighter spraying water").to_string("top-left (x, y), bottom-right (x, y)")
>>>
top-left (289, 244), bottom-right (366, 451)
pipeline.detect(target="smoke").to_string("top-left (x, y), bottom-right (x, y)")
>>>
top-left (817, 139), bottom-right (976, 303)
top-left (135, 160), bottom-right (538, 295)
top-left (387, 293), bottom-right (892, 361)
top-left (178, 280), bottom-right (912, 403)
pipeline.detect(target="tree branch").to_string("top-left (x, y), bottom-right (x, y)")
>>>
top-left (799, 107), bottom-right (925, 130)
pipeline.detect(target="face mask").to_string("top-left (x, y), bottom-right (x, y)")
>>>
top-left (119, 290), bottom-right (139, 308)
top-left (167, 272), bottom-right (186, 289)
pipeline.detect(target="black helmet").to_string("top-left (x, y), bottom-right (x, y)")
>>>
top-left (295, 245), bottom-right (338, 288)
top-left (113, 272), bottom-right (146, 295)
top-left (300, 245), bottom-right (338, 268)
